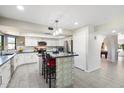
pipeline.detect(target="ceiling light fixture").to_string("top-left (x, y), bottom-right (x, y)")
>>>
top-left (17, 5), bottom-right (24, 11)
top-left (52, 20), bottom-right (63, 36)
top-left (74, 22), bottom-right (78, 25)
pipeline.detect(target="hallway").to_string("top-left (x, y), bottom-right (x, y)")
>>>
top-left (8, 57), bottom-right (124, 88)
top-left (74, 57), bottom-right (124, 88)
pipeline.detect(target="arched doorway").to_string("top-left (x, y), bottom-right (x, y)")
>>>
top-left (101, 42), bottom-right (108, 59)
top-left (100, 35), bottom-right (118, 64)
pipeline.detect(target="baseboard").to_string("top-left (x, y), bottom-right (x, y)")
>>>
top-left (74, 66), bottom-right (85, 71)
top-left (85, 66), bottom-right (101, 72)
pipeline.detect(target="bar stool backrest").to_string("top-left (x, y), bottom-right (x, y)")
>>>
top-left (46, 54), bottom-right (56, 68)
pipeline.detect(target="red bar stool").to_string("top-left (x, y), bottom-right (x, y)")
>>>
top-left (46, 54), bottom-right (56, 88)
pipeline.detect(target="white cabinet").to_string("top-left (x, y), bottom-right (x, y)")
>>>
top-left (15, 53), bottom-right (39, 67)
top-left (0, 67), bottom-right (2, 87)
top-left (13, 55), bottom-right (18, 71)
top-left (24, 53), bottom-right (38, 63)
top-left (0, 52), bottom-right (39, 88)
top-left (25, 36), bottom-right (59, 46)
top-left (0, 61), bottom-right (11, 88)
top-left (25, 37), bottom-right (38, 46)
top-left (16, 54), bottom-right (25, 66)
top-left (26, 53), bottom-right (38, 63)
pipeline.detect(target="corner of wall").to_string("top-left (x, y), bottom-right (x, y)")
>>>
top-left (85, 66), bottom-right (101, 72)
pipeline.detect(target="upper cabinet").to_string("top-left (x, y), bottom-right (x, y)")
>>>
top-left (25, 37), bottom-right (38, 46)
top-left (25, 36), bottom-right (58, 46)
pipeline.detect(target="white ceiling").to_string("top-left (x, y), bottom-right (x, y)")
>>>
top-left (0, 5), bottom-right (124, 30)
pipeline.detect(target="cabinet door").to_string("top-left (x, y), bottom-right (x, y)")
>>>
top-left (25, 37), bottom-right (37, 46)
top-left (13, 55), bottom-right (18, 70)
top-left (32, 53), bottom-right (39, 62)
top-left (24, 53), bottom-right (33, 63)
top-left (1, 61), bottom-right (11, 88)
top-left (24, 53), bottom-right (38, 63)
top-left (0, 68), bottom-right (2, 87)
top-left (16, 54), bottom-right (25, 66)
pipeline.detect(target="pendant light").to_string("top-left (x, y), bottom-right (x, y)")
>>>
top-left (53, 20), bottom-right (63, 36)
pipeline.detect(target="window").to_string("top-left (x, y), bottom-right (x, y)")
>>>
top-left (7, 36), bottom-right (16, 49)
top-left (0, 35), bottom-right (4, 50)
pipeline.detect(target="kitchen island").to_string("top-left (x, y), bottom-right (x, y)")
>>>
top-left (38, 52), bottom-right (78, 88)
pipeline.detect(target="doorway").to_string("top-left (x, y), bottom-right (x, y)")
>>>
top-left (101, 42), bottom-right (108, 59)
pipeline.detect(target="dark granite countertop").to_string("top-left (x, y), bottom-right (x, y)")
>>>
top-left (50, 53), bottom-right (78, 58)
top-left (0, 51), bottom-right (78, 67)
top-left (0, 51), bottom-right (39, 67)
top-left (0, 53), bottom-right (16, 67)
top-left (37, 52), bottom-right (78, 58)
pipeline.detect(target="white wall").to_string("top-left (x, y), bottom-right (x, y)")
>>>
top-left (95, 20), bottom-right (119, 63)
top-left (73, 26), bottom-right (88, 70)
top-left (86, 26), bottom-right (104, 72)
top-left (118, 34), bottom-right (124, 44)
top-left (104, 35), bottom-right (118, 62)
top-left (73, 25), bottom-right (105, 72)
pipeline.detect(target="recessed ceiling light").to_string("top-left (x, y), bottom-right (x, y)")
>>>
top-left (112, 30), bottom-right (116, 33)
top-left (17, 5), bottom-right (24, 11)
top-left (74, 22), bottom-right (78, 25)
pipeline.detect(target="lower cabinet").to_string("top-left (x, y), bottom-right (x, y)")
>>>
top-left (25, 53), bottom-right (39, 63)
top-left (0, 52), bottom-right (39, 88)
top-left (16, 53), bottom-right (38, 67)
top-left (0, 60), bottom-right (11, 88)
top-left (16, 54), bottom-right (25, 66)
top-left (13, 55), bottom-right (18, 71)
top-left (0, 68), bottom-right (2, 87)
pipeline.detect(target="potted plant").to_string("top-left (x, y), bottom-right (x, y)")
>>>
top-left (121, 44), bottom-right (124, 51)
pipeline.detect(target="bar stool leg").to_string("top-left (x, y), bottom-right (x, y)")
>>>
top-left (43, 62), bottom-right (45, 79)
top-left (46, 66), bottom-right (48, 83)
top-left (42, 63), bottom-right (44, 76)
top-left (49, 68), bottom-right (51, 88)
